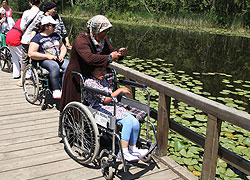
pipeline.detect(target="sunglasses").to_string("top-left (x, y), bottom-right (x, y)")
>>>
top-left (47, 24), bottom-right (56, 27)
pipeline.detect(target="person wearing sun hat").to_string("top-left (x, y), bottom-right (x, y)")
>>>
top-left (32, 1), bottom-right (71, 48)
top-left (28, 16), bottom-right (69, 99)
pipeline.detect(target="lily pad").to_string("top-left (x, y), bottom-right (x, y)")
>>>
top-left (243, 84), bottom-right (250, 88)
top-left (180, 149), bottom-right (194, 158)
top-left (189, 146), bottom-right (202, 154)
top-left (225, 168), bottom-right (236, 177)
top-left (192, 170), bottom-right (201, 176)
top-left (225, 103), bottom-right (238, 108)
top-left (242, 138), bottom-right (250, 146)
top-left (195, 114), bottom-right (207, 122)
top-left (174, 141), bottom-right (185, 151)
top-left (233, 80), bottom-right (243, 84)
top-left (217, 159), bottom-right (227, 168)
top-left (183, 158), bottom-right (198, 165)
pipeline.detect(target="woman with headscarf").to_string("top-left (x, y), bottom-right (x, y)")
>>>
top-left (59, 15), bottom-right (126, 112)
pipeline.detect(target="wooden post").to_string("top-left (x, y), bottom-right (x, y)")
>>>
top-left (157, 93), bottom-right (171, 156)
top-left (201, 114), bottom-right (222, 180)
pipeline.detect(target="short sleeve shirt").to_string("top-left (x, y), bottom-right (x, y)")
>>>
top-left (31, 32), bottom-right (62, 56)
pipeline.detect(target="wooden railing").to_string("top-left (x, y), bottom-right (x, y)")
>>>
top-left (110, 62), bottom-right (250, 180)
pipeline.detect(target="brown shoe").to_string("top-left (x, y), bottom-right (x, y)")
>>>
top-left (17, 82), bottom-right (23, 87)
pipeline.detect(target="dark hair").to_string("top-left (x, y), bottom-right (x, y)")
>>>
top-left (1, 0), bottom-right (8, 4)
top-left (30, 0), bottom-right (40, 5)
top-left (43, 1), bottom-right (57, 12)
top-left (35, 22), bottom-right (45, 33)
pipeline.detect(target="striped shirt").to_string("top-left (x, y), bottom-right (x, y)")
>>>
top-left (33, 13), bottom-right (68, 38)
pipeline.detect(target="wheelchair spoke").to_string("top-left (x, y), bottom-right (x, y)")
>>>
top-left (61, 102), bottom-right (99, 164)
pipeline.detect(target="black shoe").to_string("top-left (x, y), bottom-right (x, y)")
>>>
top-left (13, 76), bottom-right (21, 79)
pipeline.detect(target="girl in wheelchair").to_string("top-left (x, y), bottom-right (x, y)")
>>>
top-left (28, 16), bottom-right (69, 99)
top-left (83, 65), bottom-right (149, 162)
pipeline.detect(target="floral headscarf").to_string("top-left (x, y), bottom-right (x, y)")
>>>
top-left (86, 15), bottom-right (112, 47)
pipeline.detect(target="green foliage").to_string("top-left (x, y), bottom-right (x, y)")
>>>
top-left (9, 0), bottom-right (250, 28)
top-left (67, 0), bottom-right (250, 28)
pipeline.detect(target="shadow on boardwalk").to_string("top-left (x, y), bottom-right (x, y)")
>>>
top-left (0, 70), bottom-right (193, 180)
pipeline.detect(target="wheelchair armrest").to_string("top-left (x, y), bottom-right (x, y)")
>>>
top-left (84, 86), bottom-right (112, 97)
top-left (119, 79), bottom-right (146, 89)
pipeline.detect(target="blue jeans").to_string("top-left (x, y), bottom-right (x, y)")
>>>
top-left (40, 59), bottom-right (69, 90)
top-left (117, 113), bottom-right (140, 144)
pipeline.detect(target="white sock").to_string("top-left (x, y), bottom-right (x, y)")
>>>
top-left (122, 148), bottom-right (129, 153)
top-left (129, 145), bottom-right (136, 152)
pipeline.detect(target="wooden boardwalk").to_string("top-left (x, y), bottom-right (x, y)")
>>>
top-left (0, 70), bottom-right (197, 180)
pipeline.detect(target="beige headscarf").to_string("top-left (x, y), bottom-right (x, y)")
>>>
top-left (86, 15), bottom-right (112, 47)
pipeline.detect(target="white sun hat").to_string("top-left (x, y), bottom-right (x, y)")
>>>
top-left (41, 16), bottom-right (58, 25)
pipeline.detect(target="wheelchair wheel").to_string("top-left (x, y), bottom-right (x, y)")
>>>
top-left (0, 46), bottom-right (12, 73)
top-left (22, 64), bottom-right (39, 104)
top-left (140, 153), bottom-right (152, 163)
top-left (140, 142), bottom-right (157, 163)
top-left (101, 157), bottom-right (113, 180)
top-left (61, 102), bottom-right (100, 164)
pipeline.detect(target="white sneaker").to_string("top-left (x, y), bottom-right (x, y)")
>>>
top-left (52, 90), bottom-right (62, 99)
top-left (117, 152), bottom-right (139, 162)
top-left (129, 147), bottom-right (149, 157)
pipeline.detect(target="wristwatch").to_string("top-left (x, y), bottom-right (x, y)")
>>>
top-left (108, 54), bottom-right (112, 63)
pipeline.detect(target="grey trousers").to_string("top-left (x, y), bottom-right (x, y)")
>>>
top-left (20, 44), bottom-right (30, 71)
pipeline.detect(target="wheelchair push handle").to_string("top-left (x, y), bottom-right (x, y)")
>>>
top-left (119, 79), bottom-right (147, 89)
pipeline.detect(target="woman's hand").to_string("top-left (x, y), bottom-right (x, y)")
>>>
top-left (58, 55), bottom-right (65, 63)
top-left (110, 51), bottom-right (121, 61)
top-left (118, 48), bottom-right (127, 56)
top-left (47, 54), bottom-right (57, 60)
top-left (0, 16), bottom-right (6, 24)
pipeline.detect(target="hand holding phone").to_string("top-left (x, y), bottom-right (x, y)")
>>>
top-left (118, 47), bottom-right (127, 56)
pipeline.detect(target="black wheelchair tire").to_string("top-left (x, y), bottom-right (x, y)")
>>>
top-left (101, 157), bottom-right (113, 180)
top-left (61, 102), bottom-right (100, 164)
top-left (0, 46), bottom-right (12, 73)
top-left (22, 64), bottom-right (39, 104)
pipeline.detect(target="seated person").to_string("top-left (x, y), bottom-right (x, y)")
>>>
top-left (28, 16), bottom-right (69, 99)
top-left (83, 65), bottom-right (148, 162)
top-left (0, 7), bottom-right (14, 46)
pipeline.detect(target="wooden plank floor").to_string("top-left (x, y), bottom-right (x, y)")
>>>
top-left (0, 70), bottom-right (195, 180)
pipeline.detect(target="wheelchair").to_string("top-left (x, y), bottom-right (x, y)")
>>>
top-left (0, 31), bottom-right (12, 73)
top-left (59, 68), bottom-right (160, 179)
top-left (22, 61), bottom-right (62, 110)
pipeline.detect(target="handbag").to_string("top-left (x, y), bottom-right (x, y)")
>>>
top-left (6, 11), bottom-right (40, 46)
